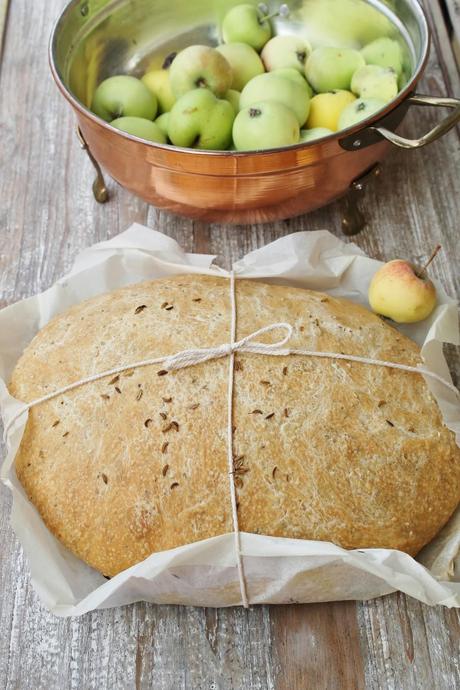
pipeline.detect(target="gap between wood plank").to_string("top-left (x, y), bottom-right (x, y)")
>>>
top-left (442, 0), bottom-right (460, 69)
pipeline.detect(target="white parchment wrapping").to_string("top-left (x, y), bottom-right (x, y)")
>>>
top-left (1, 224), bottom-right (459, 616)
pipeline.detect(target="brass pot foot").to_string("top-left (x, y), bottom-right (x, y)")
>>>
top-left (76, 127), bottom-right (109, 204)
top-left (341, 165), bottom-right (381, 236)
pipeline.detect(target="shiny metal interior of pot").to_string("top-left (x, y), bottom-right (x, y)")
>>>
top-left (52, 0), bottom-right (428, 114)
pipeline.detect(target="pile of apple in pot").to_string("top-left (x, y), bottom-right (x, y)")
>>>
top-left (90, 2), bottom-right (406, 151)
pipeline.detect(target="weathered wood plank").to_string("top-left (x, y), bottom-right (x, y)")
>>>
top-left (444, 0), bottom-right (460, 59)
top-left (270, 602), bottom-right (365, 690)
top-left (426, 0), bottom-right (460, 95)
top-left (0, 0), bottom-right (9, 59)
top-left (0, 0), bottom-right (459, 688)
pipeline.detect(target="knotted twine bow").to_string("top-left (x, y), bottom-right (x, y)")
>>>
top-left (3, 271), bottom-right (460, 608)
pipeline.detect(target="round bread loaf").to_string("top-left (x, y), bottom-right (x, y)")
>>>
top-left (9, 275), bottom-right (460, 577)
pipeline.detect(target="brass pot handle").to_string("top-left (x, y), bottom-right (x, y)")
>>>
top-left (370, 94), bottom-right (460, 149)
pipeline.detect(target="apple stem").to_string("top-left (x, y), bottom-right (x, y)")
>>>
top-left (420, 245), bottom-right (442, 276)
top-left (260, 11), bottom-right (280, 23)
top-left (260, 3), bottom-right (290, 23)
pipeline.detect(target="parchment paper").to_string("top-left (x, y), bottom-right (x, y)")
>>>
top-left (1, 224), bottom-right (459, 616)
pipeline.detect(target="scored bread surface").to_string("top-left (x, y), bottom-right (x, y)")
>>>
top-left (10, 275), bottom-right (460, 577)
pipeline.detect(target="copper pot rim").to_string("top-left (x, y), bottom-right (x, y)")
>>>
top-left (49, 0), bottom-right (430, 159)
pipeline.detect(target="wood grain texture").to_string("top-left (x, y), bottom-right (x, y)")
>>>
top-left (0, 0), bottom-right (459, 688)
top-left (444, 0), bottom-right (460, 51)
top-left (443, 0), bottom-right (460, 71)
top-left (270, 602), bottom-right (366, 690)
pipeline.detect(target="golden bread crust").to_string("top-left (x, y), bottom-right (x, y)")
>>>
top-left (10, 275), bottom-right (460, 576)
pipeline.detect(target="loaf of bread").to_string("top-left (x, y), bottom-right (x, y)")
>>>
top-left (9, 275), bottom-right (460, 577)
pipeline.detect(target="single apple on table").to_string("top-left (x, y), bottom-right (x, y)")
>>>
top-left (168, 88), bottom-right (235, 150)
top-left (261, 34), bottom-right (312, 74)
top-left (216, 42), bottom-right (265, 91)
top-left (300, 127), bottom-right (334, 143)
top-left (142, 53), bottom-right (177, 114)
top-left (351, 65), bottom-right (399, 103)
top-left (91, 75), bottom-right (158, 121)
top-left (221, 3), bottom-right (273, 52)
top-left (338, 97), bottom-right (386, 129)
top-left (233, 101), bottom-right (300, 150)
top-left (305, 47), bottom-right (365, 92)
top-left (169, 45), bottom-right (233, 98)
top-left (368, 247), bottom-right (440, 323)
top-left (240, 72), bottom-right (311, 126)
top-left (111, 116), bottom-right (167, 143)
top-left (306, 90), bottom-right (356, 131)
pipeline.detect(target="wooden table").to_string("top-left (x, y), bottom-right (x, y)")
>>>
top-left (1, 1), bottom-right (459, 688)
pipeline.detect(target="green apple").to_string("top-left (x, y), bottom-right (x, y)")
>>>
top-left (155, 112), bottom-right (170, 138)
top-left (240, 72), bottom-right (311, 126)
top-left (298, 0), bottom-right (394, 48)
top-left (351, 65), bottom-right (399, 103)
top-left (111, 117), bottom-right (166, 143)
top-left (305, 47), bottom-right (365, 92)
top-left (307, 90), bottom-right (356, 131)
top-left (261, 35), bottom-right (312, 74)
top-left (216, 42), bottom-right (264, 91)
top-left (225, 89), bottom-right (241, 113)
top-left (300, 127), bottom-right (334, 142)
top-left (271, 68), bottom-right (314, 99)
top-left (142, 68), bottom-right (176, 114)
top-left (338, 97), bottom-right (386, 130)
top-left (361, 37), bottom-right (403, 78)
top-left (233, 101), bottom-right (300, 150)
top-left (168, 88), bottom-right (235, 150)
top-left (91, 75), bottom-right (158, 122)
top-left (222, 4), bottom-right (272, 52)
top-left (169, 45), bottom-right (233, 98)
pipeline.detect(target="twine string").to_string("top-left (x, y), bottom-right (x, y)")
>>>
top-left (2, 322), bottom-right (294, 440)
top-left (226, 271), bottom-right (249, 609)
top-left (3, 274), bottom-right (459, 608)
top-left (163, 322), bottom-right (293, 372)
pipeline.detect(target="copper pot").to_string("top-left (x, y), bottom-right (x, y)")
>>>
top-left (50, 0), bottom-right (460, 228)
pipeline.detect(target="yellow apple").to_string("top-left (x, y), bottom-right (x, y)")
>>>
top-left (368, 260), bottom-right (437, 324)
top-left (142, 69), bottom-right (176, 114)
top-left (306, 90), bottom-right (356, 131)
